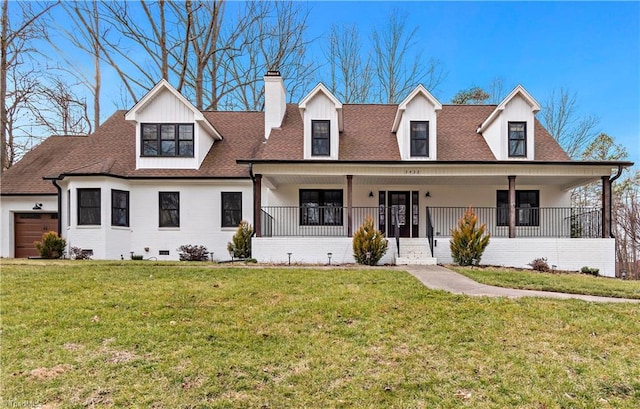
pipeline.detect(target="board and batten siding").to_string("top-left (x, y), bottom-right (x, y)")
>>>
top-left (483, 95), bottom-right (535, 160)
top-left (396, 93), bottom-right (438, 160)
top-left (303, 92), bottom-right (340, 160)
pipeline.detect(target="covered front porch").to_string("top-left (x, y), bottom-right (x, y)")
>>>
top-left (246, 161), bottom-right (619, 275)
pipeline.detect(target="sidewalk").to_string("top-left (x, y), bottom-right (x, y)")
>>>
top-left (401, 264), bottom-right (640, 303)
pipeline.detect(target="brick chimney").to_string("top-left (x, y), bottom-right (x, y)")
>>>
top-left (264, 70), bottom-right (286, 140)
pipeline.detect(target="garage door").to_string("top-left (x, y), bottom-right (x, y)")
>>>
top-left (14, 213), bottom-right (58, 258)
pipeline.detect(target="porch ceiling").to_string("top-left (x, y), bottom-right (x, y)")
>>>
top-left (263, 174), bottom-right (600, 189)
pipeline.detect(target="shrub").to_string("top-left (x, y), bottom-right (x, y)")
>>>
top-left (352, 215), bottom-right (388, 265)
top-left (227, 220), bottom-right (253, 259)
top-left (34, 231), bottom-right (66, 259)
top-left (581, 266), bottom-right (600, 276)
top-left (528, 257), bottom-right (550, 272)
top-left (178, 244), bottom-right (209, 261)
top-left (449, 207), bottom-right (490, 266)
top-left (70, 246), bottom-right (92, 260)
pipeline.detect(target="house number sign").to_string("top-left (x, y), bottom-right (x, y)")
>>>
top-left (404, 170), bottom-right (420, 174)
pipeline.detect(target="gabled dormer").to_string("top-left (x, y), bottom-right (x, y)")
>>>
top-left (392, 85), bottom-right (442, 160)
top-left (477, 85), bottom-right (540, 161)
top-left (125, 79), bottom-right (222, 170)
top-left (298, 83), bottom-right (343, 160)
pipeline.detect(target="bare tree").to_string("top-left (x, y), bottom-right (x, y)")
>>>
top-left (371, 10), bottom-right (444, 103)
top-left (541, 88), bottom-right (599, 159)
top-left (487, 77), bottom-right (505, 104)
top-left (324, 23), bottom-right (373, 103)
top-left (49, 0), bottom-right (104, 131)
top-left (3, 66), bottom-right (40, 166)
top-left (28, 77), bottom-right (92, 136)
top-left (614, 175), bottom-right (640, 278)
top-left (228, 1), bottom-right (314, 110)
top-left (1, 0), bottom-right (59, 170)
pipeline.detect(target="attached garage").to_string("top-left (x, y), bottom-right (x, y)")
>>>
top-left (14, 213), bottom-right (58, 258)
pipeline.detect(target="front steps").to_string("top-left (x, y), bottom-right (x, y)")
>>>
top-left (395, 238), bottom-right (437, 265)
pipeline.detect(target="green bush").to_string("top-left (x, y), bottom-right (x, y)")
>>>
top-left (34, 231), bottom-right (66, 259)
top-left (227, 220), bottom-right (253, 259)
top-left (352, 215), bottom-right (388, 265)
top-left (581, 266), bottom-right (600, 276)
top-left (449, 207), bottom-right (490, 266)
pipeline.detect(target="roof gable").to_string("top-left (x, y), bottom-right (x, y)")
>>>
top-left (298, 83), bottom-right (344, 131)
top-left (477, 84), bottom-right (540, 133)
top-left (125, 79), bottom-right (222, 140)
top-left (392, 84), bottom-right (442, 132)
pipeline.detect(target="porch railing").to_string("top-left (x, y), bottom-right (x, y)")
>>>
top-left (260, 206), bottom-right (381, 237)
top-left (429, 207), bottom-right (602, 238)
top-left (426, 206), bottom-right (434, 254)
top-left (259, 206), bottom-right (602, 239)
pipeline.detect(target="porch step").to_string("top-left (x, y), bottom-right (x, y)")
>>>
top-left (395, 238), bottom-right (437, 265)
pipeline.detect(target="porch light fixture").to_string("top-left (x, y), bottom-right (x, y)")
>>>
top-left (425, 192), bottom-right (431, 197)
top-left (368, 191), bottom-right (374, 198)
top-left (327, 252), bottom-right (332, 265)
top-left (32, 202), bottom-right (43, 210)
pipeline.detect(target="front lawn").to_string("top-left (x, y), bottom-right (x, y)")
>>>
top-left (452, 266), bottom-right (640, 299)
top-left (2, 261), bottom-right (639, 408)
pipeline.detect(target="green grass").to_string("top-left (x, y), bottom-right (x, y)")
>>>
top-left (2, 260), bottom-right (640, 408)
top-left (452, 266), bottom-right (640, 300)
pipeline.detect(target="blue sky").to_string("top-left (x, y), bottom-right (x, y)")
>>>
top-left (304, 1), bottom-right (640, 165)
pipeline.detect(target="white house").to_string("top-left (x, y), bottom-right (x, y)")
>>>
top-left (0, 72), bottom-right (633, 276)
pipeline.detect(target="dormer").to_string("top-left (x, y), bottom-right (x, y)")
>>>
top-left (298, 83), bottom-right (343, 160)
top-left (392, 85), bottom-right (442, 160)
top-left (125, 79), bottom-right (222, 170)
top-left (477, 85), bottom-right (540, 161)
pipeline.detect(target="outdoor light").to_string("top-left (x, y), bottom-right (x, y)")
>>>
top-left (368, 191), bottom-right (374, 198)
top-left (32, 202), bottom-right (43, 210)
top-left (327, 252), bottom-right (332, 265)
top-left (424, 192), bottom-right (431, 198)
top-left (287, 252), bottom-right (292, 266)
top-left (209, 251), bottom-right (214, 262)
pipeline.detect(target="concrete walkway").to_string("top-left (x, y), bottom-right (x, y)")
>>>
top-left (401, 264), bottom-right (640, 303)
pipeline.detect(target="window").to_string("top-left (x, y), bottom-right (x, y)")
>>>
top-left (497, 190), bottom-right (539, 226)
top-left (159, 192), bottom-right (180, 227)
top-left (311, 120), bottom-right (330, 156)
top-left (410, 121), bottom-right (429, 157)
top-left (300, 189), bottom-right (343, 226)
top-left (67, 189), bottom-right (71, 227)
top-left (508, 122), bottom-right (526, 157)
top-left (111, 190), bottom-right (130, 227)
top-left (78, 188), bottom-right (101, 225)
top-left (141, 123), bottom-right (194, 157)
top-left (221, 192), bottom-right (242, 227)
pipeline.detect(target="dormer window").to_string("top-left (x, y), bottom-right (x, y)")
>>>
top-left (141, 123), bottom-right (194, 157)
top-left (311, 120), bottom-right (330, 156)
top-left (508, 122), bottom-right (527, 157)
top-left (410, 121), bottom-right (429, 157)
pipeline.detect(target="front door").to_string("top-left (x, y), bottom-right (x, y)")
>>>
top-left (388, 192), bottom-right (411, 237)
